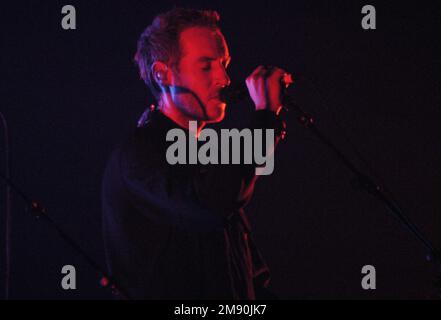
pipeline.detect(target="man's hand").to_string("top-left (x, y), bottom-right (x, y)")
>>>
top-left (245, 65), bottom-right (292, 114)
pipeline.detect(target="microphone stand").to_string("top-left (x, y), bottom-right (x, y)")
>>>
top-left (282, 95), bottom-right (441, 297)
top-left (0, 171), bottom-right (132, 300)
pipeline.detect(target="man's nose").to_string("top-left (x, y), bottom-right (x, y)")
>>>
top-left (216, 66), bottom-right (231, 88)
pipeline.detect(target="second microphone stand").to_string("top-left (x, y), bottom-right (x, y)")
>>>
top-left (282, 95), bottom-right (441, 296)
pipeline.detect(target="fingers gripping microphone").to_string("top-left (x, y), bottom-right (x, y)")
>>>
top-left (220, 73), bottom-right (294, 106)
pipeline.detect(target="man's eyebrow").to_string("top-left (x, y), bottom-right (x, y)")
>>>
top-left (197, 56), bottom-right (231, 64)
top-left (197, 56), bottom-right (217, 62)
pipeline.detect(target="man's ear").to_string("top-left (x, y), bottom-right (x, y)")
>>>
top-left (151, 61), bottom-right (171, 88)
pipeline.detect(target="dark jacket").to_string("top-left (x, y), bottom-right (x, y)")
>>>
top-left (102, 108), bottom-right (281, 299)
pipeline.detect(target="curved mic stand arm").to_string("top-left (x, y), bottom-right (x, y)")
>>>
top-left (282, 95), bottom-right (441, 297)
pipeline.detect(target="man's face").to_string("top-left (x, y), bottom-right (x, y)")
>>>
top-left (170, 26), bottom-right (231, 123)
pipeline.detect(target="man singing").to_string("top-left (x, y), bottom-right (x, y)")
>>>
top-left (102, 7), bottom-right (289, 299)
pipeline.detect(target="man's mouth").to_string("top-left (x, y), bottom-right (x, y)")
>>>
top-left (210, 95), bottom-right (221, 101)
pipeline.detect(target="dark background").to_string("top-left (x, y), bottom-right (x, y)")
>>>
top-left (1, 0), bottom-right (440, 299)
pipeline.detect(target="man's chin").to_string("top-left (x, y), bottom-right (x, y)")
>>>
top-left (205, 112), bottom-right (225, 123)
top-left (205, 102), bottom-right (226, 123)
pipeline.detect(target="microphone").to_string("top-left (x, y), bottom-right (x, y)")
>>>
top-left (219, 83), bottom-right (249, 104)
top-left (221, 74), bottom-right (314, 128)
top-left (220, 73), bottom-right (294, 105)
